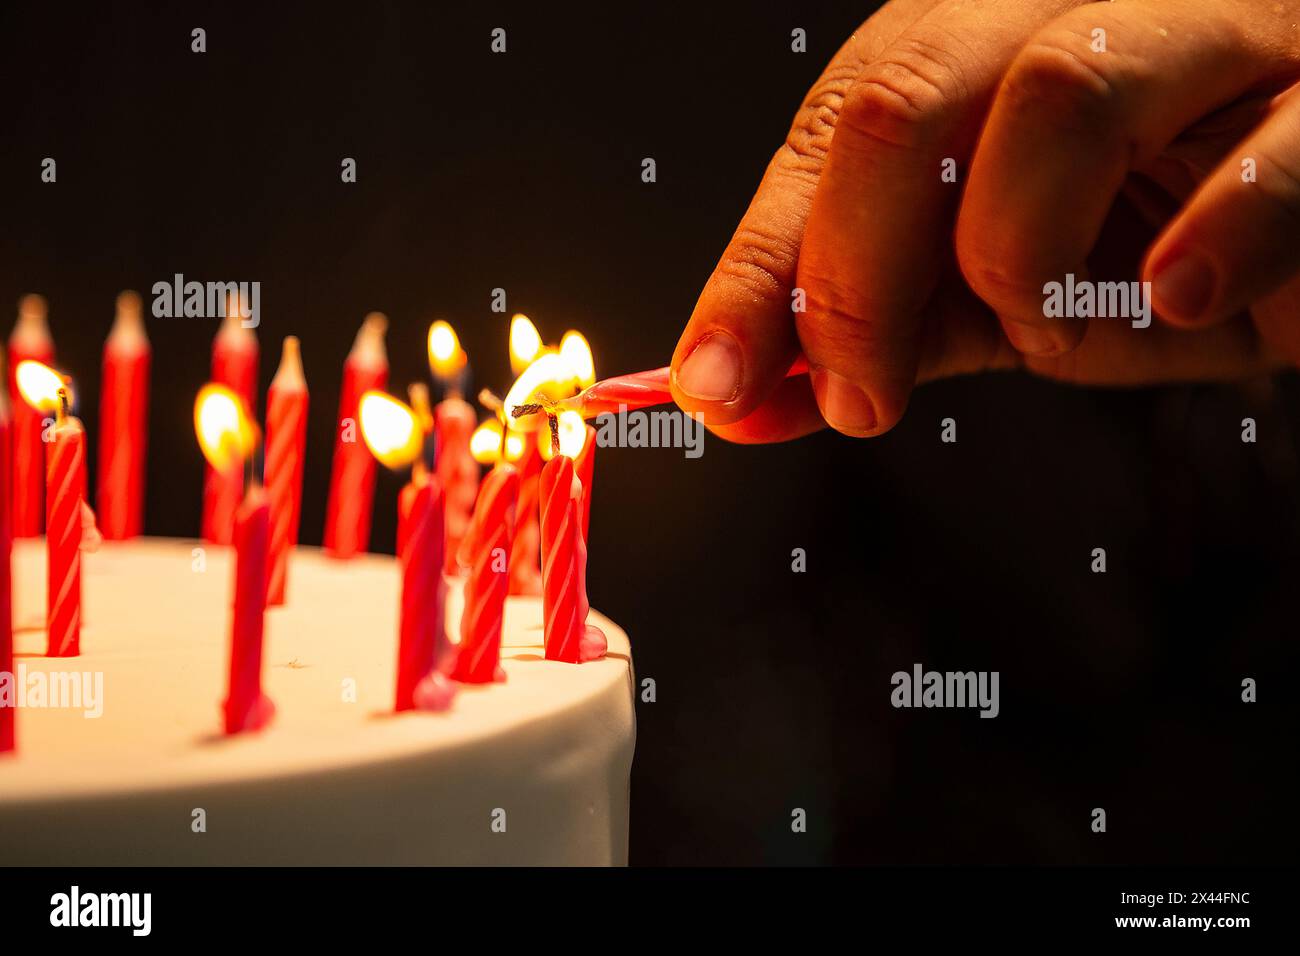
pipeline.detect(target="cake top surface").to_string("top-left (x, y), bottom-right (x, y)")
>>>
top-left (0, 537), bottom-right (632, 801)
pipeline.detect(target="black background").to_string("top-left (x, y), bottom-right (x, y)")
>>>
top-left (1, 2), bottom-right (1295, 865)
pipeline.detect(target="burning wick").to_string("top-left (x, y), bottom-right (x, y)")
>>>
top-left (547, 413), bottom-right (559, 456)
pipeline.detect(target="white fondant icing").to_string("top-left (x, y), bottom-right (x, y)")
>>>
top-left (0, 538), bottom-right (634, 865)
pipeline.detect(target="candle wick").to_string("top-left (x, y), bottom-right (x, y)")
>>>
top-left (56, 387), bottom-right (69, 423)
top-left (547, 413), bottom-right (559, 456)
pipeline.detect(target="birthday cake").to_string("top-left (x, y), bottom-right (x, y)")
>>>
top-left (0, 537), bottom-right (635, 866)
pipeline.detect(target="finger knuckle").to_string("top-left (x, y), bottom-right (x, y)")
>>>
top-left (714, 224), bottom-right (800, 302)
top-left (1003, 31), bottom-right (1117, 129)
top-left (785, 63), bottom-right (860, 165)
top-left (837, 42), bottom-right (964, 151)
top-left (956, 243), bottom-right (1044, 314)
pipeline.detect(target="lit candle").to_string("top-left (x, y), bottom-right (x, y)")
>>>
top-left (429, 321), bottom-right (479, 575)
top-left (97, 291), bottom-right (151, 541)
top-left (225, 480), bottom-right (274, 734)
top-left (502, 329), bottom-right (593, 594)
top-left (45, 388), bottom-right (86, 658)
top-left (508, 445), bottom-right (543, 596)
top-left (359, 390), bottom-right (455, 712)
top-left (324, 313), bottom-right (388, 558)
top-left (541, 416), bottom-right (596, 543)
top-left (574, 425), bottom-right (596, 541)
top-left (195, 384), bottom-right (273, 734)
top-left (202, 306), bottom-right (258, 544)
top-left (8, 294), bottom-right (54, 538)
top-left (509, 314), bottom-right (542, 378)
top-left (450, 420), bottom-right (520, 683)
top-left (397, 384), bottom-right (434, 561)
top-left (539, 417), bottom-right (605, 664)
top-left (0, 366), bottom-right (13, 753)
top-left (264, 337), bottom-right (309, 607)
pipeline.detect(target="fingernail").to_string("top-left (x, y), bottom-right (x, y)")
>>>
top-left (1151, 249), bottom-right (1216, 322)
top-left (811, 367), bottom-right (876, 436)
top-left (1003, 320), bottom-right (1064, 356)
top-left (676, 331), bottom-right (742, 402)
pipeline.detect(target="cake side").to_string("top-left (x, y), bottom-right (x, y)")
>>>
top-left (0, 537), bottom-right (635, 865)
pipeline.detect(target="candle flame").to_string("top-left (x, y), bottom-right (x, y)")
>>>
top-left (509, 314), bottom-right (542, 377)
top-left (470, 419), bottom-right (527, 465)
top-left (539, 410), bottom-right (588, 461)
top-left (428, 320), bottom-right (467, 380)
top-left (503, 351), bottom-right (579, 433)
top-left (194, 384), bottom-right (257, 471)
top-left (359, 391), bottom-right (423, 469)
top-left (15, 360), bottom-right (72, 414)
top-left (559, 331), bottom-right (595, 388)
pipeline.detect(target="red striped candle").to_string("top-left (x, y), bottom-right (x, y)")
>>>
top-left (435, 395), bottom-right (480, 575)
top-left (97, 291), bottom-right (150, 540)
top-left (539, 453), bottom-right (587, 663)
top-left (0, 376), bottom-right (14, 752)
top-left (450, 463), bottom-right (519, 683)
top-left (508, 444), bottom-right (543, 595)
top-left (264, 338), bottom-right (308, 606)
top-left (395, 475), bottom-right (446, 710)
top-left (223, 481), bottom-right (274, 734)
top-left (202, 310), bottom-right (258, 544)
top-left (324, 313), bottom-right (387, 558)
top-left (573, 424), bottom-right (596, 542)
top-left (46, 394), bottom-right (85, 658)
top-left (8, 295), bottom-right (53, 538)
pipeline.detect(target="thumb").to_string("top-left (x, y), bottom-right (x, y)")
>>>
top-left (669, 158), bottom-right (808, 426)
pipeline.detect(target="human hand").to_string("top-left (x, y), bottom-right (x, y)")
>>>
top-left (669, 0), bottom-right (1300, 442)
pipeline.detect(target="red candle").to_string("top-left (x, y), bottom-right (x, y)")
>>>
top-left (324, 313), bottom-right (388, 558)
top-left (8, 295), bottom-right (54, 538)
top-left (508, 444), bottom-right (543, 595)
top-left (573, 424), bottom-right (596, 542)
top-left (395, 465), bottom-right (426, 561)
top-left (223, 481), bottom-right (275, 734)
top-left (394, 474), bottom-right (447, 710)
top-left (539, 452), bottom-right (587, 663)
top-left (46, 392), bottom-right (85, 658)
top-left (97, 291), bottom-right (150, 541)
top-left (559, 356), bottom-right (810, 419)
top-left (203, 311), bottom-right (258, 544)
top-left (434, 395), bottom-right (480, 574)
top-left (264, 338), bottom-right (308, 607)
top-left (449, 462), bottom-right (519, 683)
top-left (0, 375), bottom-right (14, 753)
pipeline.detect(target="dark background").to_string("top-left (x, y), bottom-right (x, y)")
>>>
top-left (1, 2), bottom-right (1294, 865)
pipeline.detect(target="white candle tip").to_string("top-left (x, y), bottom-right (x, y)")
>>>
top-left (272, 335), bottom-right (306, 389)
top-left (109, 290), bottom-right (149, 349)
top-left (350, 312), bottom-right (389, 365)
top-left (12, 293), bottom-right (51, 345)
